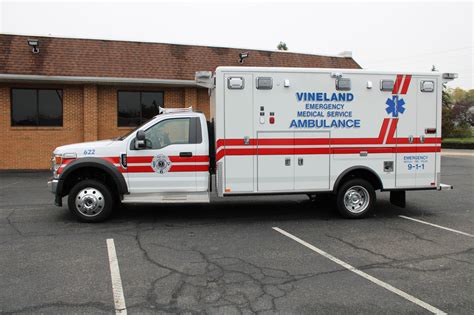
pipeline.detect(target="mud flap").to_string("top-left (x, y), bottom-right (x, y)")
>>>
top-left (390, 190), bottom-right (406, 208)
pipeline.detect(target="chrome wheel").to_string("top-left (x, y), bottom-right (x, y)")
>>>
top-left (343, 185), bottom-right (369, 214)
top-left (75, 187), bottom-right (105, 217)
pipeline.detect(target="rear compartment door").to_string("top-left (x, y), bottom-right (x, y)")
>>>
top-left (394, 76), bottom-right (418, 188)
top-left (415, 78), bottom-right (438, 186)
top-left (257, 131), bottom-right (294, 191)
top-left (395, 76), bottom-right (438, 188)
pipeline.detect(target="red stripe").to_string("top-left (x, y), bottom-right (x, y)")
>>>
top-left (128, 156), bottom-right (152, 163)
top-left (333, 147), bottom-right (394, 154)
top-left (216, 150), bottom-right (224, 162)
top-left (126, 165), bottom-right (209, 173)
top-left (392, 74), bottom-right (403, 94)
top-left (101, 157), bottom-right (120, 164)
top-left (386, 118), bottom-right (399, 144)
top-left (400, 75), bottom-right (412, 94)
top-left (294, 148), bottom-right (331, 154)
top-left (216, 146), bottom-right (440, 161)
top-left (224, 148), bottom-right (256, 156)
top-left (170, 165), bottom-right (209, 172)
top-left (258, 148), bottom-right (294, 155)
top-left (170, 156), bottom-right (209, 163)
top-left (57, 158), bottom-right (75, 174)
top-left (422, 138), bottom-right (442, 144)
top-left (216, 139), bottom-right (256, 149)
top-left (258, 138), bottom-right (294, 145)
top-left (378, 118), bottom-right (390, 142)
top-left (395, 138), bottom-right (442, 144)
top-left (127, 155), bottom-right (209, 163)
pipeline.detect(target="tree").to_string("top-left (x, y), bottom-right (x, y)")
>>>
top-left (443, 87), bottom-right (474, 138)
top-left (441, 85), bottom-right (454, 138)
top-left (277, 42), bottom-right (288, 51)
top-left (451, 88), bottom-right (474, 126)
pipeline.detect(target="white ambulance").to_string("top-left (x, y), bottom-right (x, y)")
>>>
top-left (48, 67), bottom-right (456, 222)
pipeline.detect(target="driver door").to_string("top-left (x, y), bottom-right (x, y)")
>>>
top-left (126, 117), bottom-right (199, 193)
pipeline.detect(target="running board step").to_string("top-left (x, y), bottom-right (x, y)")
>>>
top-left (123, 192), bottom-right (210, 203)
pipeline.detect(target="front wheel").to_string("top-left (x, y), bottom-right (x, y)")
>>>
top-left (68, 179), bottom-right (115, 222)
top-left (336, 179), bottom-right (375, 218)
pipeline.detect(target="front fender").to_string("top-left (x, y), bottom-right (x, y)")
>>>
top-left (55, 157), bottom-right (128, 205)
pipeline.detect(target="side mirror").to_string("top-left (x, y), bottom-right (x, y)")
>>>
top-left (135, 130), bottom-right (146, 149)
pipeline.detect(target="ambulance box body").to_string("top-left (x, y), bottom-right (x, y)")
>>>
top-left (211, 67), bottom-right (443, 196)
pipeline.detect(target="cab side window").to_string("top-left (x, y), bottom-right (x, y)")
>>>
top-left (144, 117), bottom-right (201, 149)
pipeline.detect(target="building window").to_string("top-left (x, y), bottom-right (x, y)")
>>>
top-left (11, 88), bottom-right (63, 126)
top-left (118, 91), bottom-right (163, 127)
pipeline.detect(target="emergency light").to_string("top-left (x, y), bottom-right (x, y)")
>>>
top-left (442, 73), bottom-right (458, 80)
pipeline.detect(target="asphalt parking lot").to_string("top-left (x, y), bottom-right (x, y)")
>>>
top-left (0, 154), bottom-right (473, 314)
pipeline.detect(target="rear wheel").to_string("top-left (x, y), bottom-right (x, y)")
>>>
top-left (68, 179), bottom-right (114, 222)
top-left (336, 179), bottom-right (375, 218)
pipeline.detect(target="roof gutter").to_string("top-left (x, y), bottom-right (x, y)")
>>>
top-left (0, 73), bottom-right (198, 87)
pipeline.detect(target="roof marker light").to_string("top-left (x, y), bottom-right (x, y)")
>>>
top-left (442, 73), bottom-right (458, 80)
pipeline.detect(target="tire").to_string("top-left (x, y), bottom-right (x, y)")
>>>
top-left (336, 178), bottom-right (375, 219)
top-left (67, 179), bottom-right (115, 222)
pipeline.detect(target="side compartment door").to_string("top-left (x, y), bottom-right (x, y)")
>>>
top-left (415, 78), bottom-right (438, 187)
top-left (223, 74), bottom-right (254, 193)
top-left (126, 117), bottom-right (198, 193)
top-left (294, 131), bottom-right (330, 191)
top-left (257, 131), bottom-right (294, 191)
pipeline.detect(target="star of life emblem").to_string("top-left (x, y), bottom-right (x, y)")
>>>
top-left (385, 95), bottom-right (406, 118)
top-left (151, 154), bottom-right (172, 174)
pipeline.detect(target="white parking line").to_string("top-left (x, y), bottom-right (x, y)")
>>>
top-left (399, 215), bottom-right (473, 238)
top-left (106, 239), bottom-right (127, 315)
top-left (272, 227), bottom-right (447, 315)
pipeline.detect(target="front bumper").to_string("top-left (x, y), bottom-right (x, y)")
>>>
top-left (47, 179), bottom-right (59, 194)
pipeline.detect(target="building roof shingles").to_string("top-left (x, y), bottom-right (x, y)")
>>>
top-left (0, 34), bottom-right (361, 80)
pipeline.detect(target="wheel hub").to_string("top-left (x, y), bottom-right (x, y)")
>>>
top-left (75, 187), bottom-right (105, 217)
top-left (343, 186), bottom-right (369, 214)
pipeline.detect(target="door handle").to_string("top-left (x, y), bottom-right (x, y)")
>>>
top-left (408, 135), bottom-right (414, 144)
top-left (179, 152), bottom-right (193, 158)
top-left (285, 157), bottom-right (291, 166)
top-left (298, 157), bottom-right (304, 166)
top-left (419, 135), bottom-right (425, 144)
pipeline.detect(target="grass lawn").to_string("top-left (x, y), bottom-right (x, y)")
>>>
top-left (442, 137), bottom-right (474, 144)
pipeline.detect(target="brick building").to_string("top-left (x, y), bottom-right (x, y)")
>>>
top-left (0, 34), bottom-right (361, 169)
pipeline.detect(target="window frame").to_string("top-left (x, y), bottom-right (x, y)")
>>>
top-left (10, 88), bottom-right (64, 127)
top-left (130, 117), bottom-right (202, 150)
top-left (117, 90), bottom-right (164, 127)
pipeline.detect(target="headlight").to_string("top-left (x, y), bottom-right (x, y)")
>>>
top-left (51, 154), bottom-right (62, 171)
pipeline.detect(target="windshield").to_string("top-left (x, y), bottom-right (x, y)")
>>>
top-left (116, 118), bottom-right (154, 140)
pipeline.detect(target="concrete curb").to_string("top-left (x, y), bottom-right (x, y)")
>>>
top-left (442, 149), bottom-right (474, 157)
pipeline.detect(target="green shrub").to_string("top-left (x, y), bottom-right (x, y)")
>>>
top-left (450, 124), bottom-right (473, 138)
